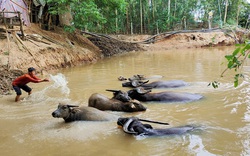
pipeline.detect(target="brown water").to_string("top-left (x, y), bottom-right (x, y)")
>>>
top-left (1, 46), bottom-right (250, 156)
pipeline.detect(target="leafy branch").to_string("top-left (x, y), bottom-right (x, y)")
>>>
top-left (209, 42), bottom-right (250, 88)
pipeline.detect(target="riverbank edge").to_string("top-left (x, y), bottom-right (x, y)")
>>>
top-left (0, 25), bottom-right (249, 95)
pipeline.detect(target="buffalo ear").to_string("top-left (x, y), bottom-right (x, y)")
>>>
top-left (131, 80), bottom-right (140, 87)
top-left (117, 117), bottom-right (128, 126)
top-left (130, 103), bottom-right (136, 109)
top-left (136, 87), bottom-right (151, 94)
top-left (71, 109), bottom-right (77, 114)
top-left (131, 80), bottom-right (149, 87)
top-left (143, 124), bottom-right (153, 129)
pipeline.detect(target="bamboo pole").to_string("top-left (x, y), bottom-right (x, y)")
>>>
top-left (3, 12), bottom-right (10, 53)
top-left (17, 12), bottom-right (24, 40)
top-left (13, 31), bottom-right (34, 56)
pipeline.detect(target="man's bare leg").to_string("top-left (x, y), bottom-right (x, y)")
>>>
top-left (15, 95), bottom-right (21, 102)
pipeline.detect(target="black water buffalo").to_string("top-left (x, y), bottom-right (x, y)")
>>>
top-left (127, 87), bottom-right (203, 103)
top-left (88, 89), bottom-right (147, 112)
top-left (52, 103), bottom-right (119, 122)
top-left (117, 117), bottom-right (196, 136)
top-left (128, 74), bottom-right (147, 81)
top-left (118, 74), bottom-right (163, 81)
top-left (122, 79), bottom-right (188, 89)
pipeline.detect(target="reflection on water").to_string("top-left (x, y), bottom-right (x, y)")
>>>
top-left (1, 47), bottom-right (250, 155)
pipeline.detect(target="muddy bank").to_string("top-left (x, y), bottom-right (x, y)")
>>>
top-left (87, 36), bottom-right (142, 57)
top-left (112, 28), bottom-right (250, 51)
top-left (0, 24), bottom-right (143, 71)
top-left (0, 69), bottom-right (23, 95)
top-left (0, 26), bottom-right (101, 71)
top-left (0, 24), bottom-right (143, 95)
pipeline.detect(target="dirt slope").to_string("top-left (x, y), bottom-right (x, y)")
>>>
top-left (0, 24), bottom-right (101, 72)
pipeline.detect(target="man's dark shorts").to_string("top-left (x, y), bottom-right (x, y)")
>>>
top-left (13, 85), bottom-right (32, 95)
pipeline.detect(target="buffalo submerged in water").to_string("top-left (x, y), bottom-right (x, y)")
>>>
top-left (52, 103), bottom-right (119, 122)
top-left (126, 87), bottom-right (203, 103)
top-left (117, 117), bottom-right (197, 136)
top-left (122, 79), bottom-right (189, 89)
top-left (88, 89), bottom-right (147, 112)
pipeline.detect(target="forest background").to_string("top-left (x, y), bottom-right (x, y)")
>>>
top-left (47, 0), bottom-right (250, 34)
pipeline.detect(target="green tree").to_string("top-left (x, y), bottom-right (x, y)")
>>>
top-left (46, 0), bottom-right (250, 34)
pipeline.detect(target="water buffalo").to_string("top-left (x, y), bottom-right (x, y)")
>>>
top-left (88, 89), bottom-right (147, 112)
top-left (52, 103), bottom-right (119, 122)
top-left (122, 79), bottom-right (188, 89)
top-left (128, 74), bottom-right (147, 81)
top-left (127, 87), bottom-right (203, 103)
top-left (118, 74), bottom-right (163, 81)
top-left (118, 76), bottom-right (127, 81)
top-left (117, 117), bottom-right (196, 136)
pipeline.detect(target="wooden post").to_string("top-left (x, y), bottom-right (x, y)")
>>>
top-left (18, 12), bottom-right (24, 40)
top-left (3, 12), bottom-right (10, 53)
top-left (208, 11), bottom-right (213, 29)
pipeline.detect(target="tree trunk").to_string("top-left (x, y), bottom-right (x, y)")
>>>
top-left (173, 0), bottom-right (176, 19)
top-left (115, 9), bottom-right (118, 34)
top-left (59, 5), bottom-right (73, 26)
top-left (126, 6), bottom-right (129, 34)
top-left (151, 0), bottom-right (155, 33)
top-left (151, 0), bottom-right (155, 20)
top-left (223, 0), bottom-right (228, 24)
top-left (140, 0), bottom-right (143, 34)
top-left (218, 0), bottom-right (223, 27)
top-left (167, 0), bottom-right (171, 29)
top-left (236, 0), bottom-right (241, 26)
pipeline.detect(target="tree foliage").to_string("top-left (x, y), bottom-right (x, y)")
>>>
top-left (209, 42), bottom-right (250, 88)
top-left (46, 0), bottom-right (250, 34)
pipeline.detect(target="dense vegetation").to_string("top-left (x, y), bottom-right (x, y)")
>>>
top-left (46, 0), bottom-right (250, 34)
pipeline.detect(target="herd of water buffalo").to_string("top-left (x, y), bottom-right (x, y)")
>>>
top-left (52, 74), bottom-right (203, 137)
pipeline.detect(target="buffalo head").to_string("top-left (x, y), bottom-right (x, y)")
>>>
top-left (52, 103), bottom-right (79, 118)
top-left (122, 80), bottom-right (149, 87)
top-left (122, 99), bottom-right (147, 112)
top-left (128, 74), bottom-right (146, 81)
top-left (106, 89), bottom-right (131, 102)
top-left (127, 87), bottom-right (151, 100)
top-left (118, 76), bottom-right (127, 81)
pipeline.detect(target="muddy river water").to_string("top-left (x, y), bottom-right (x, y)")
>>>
top-left (1, 46), bottom-right (250, 156)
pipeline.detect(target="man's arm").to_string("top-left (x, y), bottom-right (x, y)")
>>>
top-left (27, 75), bottom-right (49, 83)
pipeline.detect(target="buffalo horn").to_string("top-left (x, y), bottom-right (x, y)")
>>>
top-left (131, 80), bottom-right (149, 87)
top-left (67, 105), bottom-right (79, 108)
top-left (106, 89), bottom-right (120, 93)
top-left (139, 118), bottom-right (169, 125)
top-left (122, 118), bottom-right (138, 134)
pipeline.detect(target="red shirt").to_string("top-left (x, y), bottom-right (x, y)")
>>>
top-left (12, 74), bottom-right (41, 86)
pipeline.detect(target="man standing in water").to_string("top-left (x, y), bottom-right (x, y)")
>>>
top-left (12, 67), bottom-right (50, 102)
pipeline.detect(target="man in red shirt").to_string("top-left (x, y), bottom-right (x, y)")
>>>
top-left (12, 67), bottom-right (50, 102)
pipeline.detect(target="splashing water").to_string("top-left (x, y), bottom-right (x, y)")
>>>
top-left (49, 73), bottom-right (70, 95)
top-left (188, 135), bottom-right (217, 156)
top-left (22, 73), bottom-right (71, 103)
